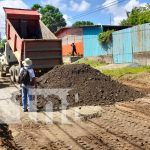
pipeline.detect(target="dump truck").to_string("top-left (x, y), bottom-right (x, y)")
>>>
top-left (0, 8), bottom-right (62, 82)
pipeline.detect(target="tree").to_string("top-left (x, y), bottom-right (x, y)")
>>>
top-left (120, 4), bottom-right (150, 26)
top-left (72, 21), bottom-right (94, 27)
top-left (31, 4), bottom-right (66, 33)
top-left (41, 5), bottom-right (66, 32)
top-left (31, 4), bottom-right (42, 11)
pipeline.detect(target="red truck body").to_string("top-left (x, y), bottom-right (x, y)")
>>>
top-left (4, 8), bottom-right (62, 71)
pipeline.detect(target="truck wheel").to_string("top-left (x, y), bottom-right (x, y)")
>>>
top-left (10, 66), bottom-right (15, 82)
top-left (5, 66), bottom-right (10, 74)
top-left (15, 66), bottom-right (20, 83)
top-left (0, 65), bottom-right (6, 77)
top-left (1, 72), bottom-right (6, 77)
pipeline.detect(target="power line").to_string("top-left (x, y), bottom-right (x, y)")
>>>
top-left (48, 0), bottom-right (130, 29)
top-left (37, 0), bottom-right (128, 30)
top-left (0, 0), bottom-right (127, 28)
top-left (67, 0), bottom-right (128, 21)
top-left (0, 0), bottom-right (132, 36)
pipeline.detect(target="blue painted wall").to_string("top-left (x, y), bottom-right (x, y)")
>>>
top-left (83, 27), bottom-right (112, 57)
top-left (82, 23), bottom-right (150, 64)
top-left (112, 23), bottom-right (150, 64)
top-left (112, 28), bottom-right (133, 63)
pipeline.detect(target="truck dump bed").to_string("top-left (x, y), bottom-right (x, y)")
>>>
top-left (4, 8), bottom-right (62, 70)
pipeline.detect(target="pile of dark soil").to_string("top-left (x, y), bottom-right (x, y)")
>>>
top-left (36, 64), bottom-right (144, 110)
top-left (0, 121), bottom-right (16, 149)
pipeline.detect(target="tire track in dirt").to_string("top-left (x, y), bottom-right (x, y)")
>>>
top-left (60, 105), bottom-right (150, 150)
top-left (6, 104), bottom-right (150, 150)
top-left (57, 111), bottom-right (141, 150)
top-left (12, 126), bottom-right (74, 150)
top-left (41, 125), bottom-right (85, 150)
top-left (1, 75), bottom-right (150, 150)
top-left (85, 106), bottom-right (150, 150)
top-left (75, 136), bottom-right (111, 150)
top-left (42, 120), bottom-right (111, 150)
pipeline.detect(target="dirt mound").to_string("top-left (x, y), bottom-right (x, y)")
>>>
top-left (0, 121), bottom-right (16, 149)
top-left (36, 64), bottom-right (144, 110)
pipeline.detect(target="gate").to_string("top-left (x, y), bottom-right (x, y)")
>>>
top-left (112, 28), bottom-right (133, 64)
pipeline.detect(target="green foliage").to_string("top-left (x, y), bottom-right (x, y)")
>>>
top-left (32, 4), bottom-right (66, 33)
top-left (72, 21), bottom-right (94, 27)
top-left (102, 66), bottom-right (150, 78)
top-left (31, 4), bottom-right (42, 10)
top-left (98, 30), bottom-right (114, 45)
top-left (120, 4), bottom-right (150, 25)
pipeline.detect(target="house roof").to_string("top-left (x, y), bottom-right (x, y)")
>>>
top-left (55, 25), bottom-right (131, 35)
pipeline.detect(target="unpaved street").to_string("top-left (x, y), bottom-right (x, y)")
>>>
top-left (0, 76), bottom-right (150, 150)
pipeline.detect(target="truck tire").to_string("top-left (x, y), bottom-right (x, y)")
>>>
top-left (15, 66), bottom-right (20, 83)
top-left (0, 65), bottom-right (6, 77)
top-left (5, 66), bottom-right (10, 74)
top-left (10, 66), bottom-right (15, 82)
top-left (1, 72), bottom-right (6, 77)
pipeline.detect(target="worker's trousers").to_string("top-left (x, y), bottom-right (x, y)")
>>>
top-left (22, 86), bottom-right (33, 111)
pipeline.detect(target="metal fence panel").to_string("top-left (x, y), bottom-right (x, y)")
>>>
top-left (112, 23), bottom-right (150, 64)
top-left (112, 29), bottom-right (131, 63)
top-left (83, 27), bottom-right (112, 57)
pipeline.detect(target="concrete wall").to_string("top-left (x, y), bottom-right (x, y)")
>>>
top-left (133, 52), bottom-right (150, 65)
top-left (85, 55), bottom-right (113, 64)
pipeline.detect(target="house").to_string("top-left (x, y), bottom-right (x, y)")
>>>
top-left (55, 25), bottom-right (130, 57)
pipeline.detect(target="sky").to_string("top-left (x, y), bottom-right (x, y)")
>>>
top-left (0, 0), bottom-right (149, 38)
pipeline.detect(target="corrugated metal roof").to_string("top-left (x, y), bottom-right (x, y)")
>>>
top-left (4, 7), bottom-right (39, 16)
top-left (55, 25), bottom-right (131, 35)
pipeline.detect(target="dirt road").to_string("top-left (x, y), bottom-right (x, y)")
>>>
top-left (0, 76), bottom-right (150, 150)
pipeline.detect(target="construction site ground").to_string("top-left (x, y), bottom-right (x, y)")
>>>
top-left (0, 70), bottom-right (150, 150)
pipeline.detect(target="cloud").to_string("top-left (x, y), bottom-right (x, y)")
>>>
top-left (69, 0), bottom-right (90, 12)
top-left (102, 0), bottom-right (146, 25)
top-left (0, 0), bottom-right (28, 38)
top-left (63, 14), bottom-right (72, 26)
top-left (41, 0), bottom-right (91, 12)
top-left (125, 0), bottom-right (146, 11)
top-left (41, 0), bottom-right (67, 11)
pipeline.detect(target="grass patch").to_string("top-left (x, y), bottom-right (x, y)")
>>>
top-left (102, 66), bottom-right (150, 78)
top-left (74, 58), bottom-right (107, 69)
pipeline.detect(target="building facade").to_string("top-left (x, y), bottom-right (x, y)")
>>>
top-left (55, 25), bottom-right (128, 57)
